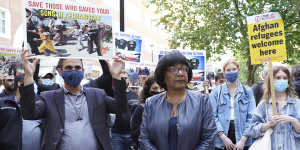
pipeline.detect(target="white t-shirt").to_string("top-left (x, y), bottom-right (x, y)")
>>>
top-left (230, 96), bottom-right (235, 120)
top-left (0, 85), bottom-right (4, 92)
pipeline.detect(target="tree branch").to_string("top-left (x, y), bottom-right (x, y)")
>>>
top-left (232, 0), bottom-right (247, 38)
top-left (284, 19), bottom-right (300, 28)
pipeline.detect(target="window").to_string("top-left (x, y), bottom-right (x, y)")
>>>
top-left (0, 7), bottom-right (10, 39)
top-left (0, 11), bottom-right (5, 34)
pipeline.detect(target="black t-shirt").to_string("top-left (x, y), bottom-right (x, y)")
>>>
top-left (112, 91), bottom-right (138, 134)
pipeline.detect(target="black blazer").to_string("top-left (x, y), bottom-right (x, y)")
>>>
top-left (20, 79), bottom-right (127, 150)
top-left (0, 98), bottom-right (22, 150)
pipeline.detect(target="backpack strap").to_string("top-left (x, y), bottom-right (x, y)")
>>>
top-left (242, 84), bottom-right (249, 99)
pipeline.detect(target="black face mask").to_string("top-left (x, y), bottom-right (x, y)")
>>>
top-left (6, 86), bottom-right (16, 92)
top-left (5, 80), bottom-right (16, 92)
top-left (149, 91), bottom-right (161, 97)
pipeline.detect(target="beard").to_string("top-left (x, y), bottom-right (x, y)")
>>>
top-left (6, 86), bottom-right (16, 92)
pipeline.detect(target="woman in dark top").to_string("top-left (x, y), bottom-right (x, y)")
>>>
top-left (130, 75), bottom-right (163, 148)
top-left (139, 51), bottom-right (217, 150)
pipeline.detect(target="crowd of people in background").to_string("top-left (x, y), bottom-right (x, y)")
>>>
top-left (1, 50), bottom-right (300, 150)
top-left (0, 55), bottom-right (21, 77)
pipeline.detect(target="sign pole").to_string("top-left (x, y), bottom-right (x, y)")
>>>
top-left (268, 62), bottom-right (277, 115)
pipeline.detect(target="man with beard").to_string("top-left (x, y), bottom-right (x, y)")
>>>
top-left (0, 75), bottom-right (16, 98)
top-left (0, 74), bottom-right (41, 150)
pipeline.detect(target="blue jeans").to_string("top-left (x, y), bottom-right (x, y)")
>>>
top-left (111, 132), bottom-right (136, 150)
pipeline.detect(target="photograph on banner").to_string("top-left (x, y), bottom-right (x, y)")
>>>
top-left (158, 49), bottom-right (206, 81)
top-left (114, 32), bottom-right (142, 62)
top-left (0, 46), bottom-right (24, 79)
top-left (247, 12), bottom-right (287, 64)
top-left (125, 61), bottom-right (156, 88)
top-left (24, 0), bottom-right (113, 59)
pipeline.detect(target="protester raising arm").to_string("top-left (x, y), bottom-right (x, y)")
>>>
top-left (84, 59), bottom-right (114, 97)
top-left (20, 50), bottom-right (46, 120)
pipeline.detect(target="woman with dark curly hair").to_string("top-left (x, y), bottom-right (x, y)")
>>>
top-left (139, 51), bottom-right (217, 150)
top-left (130, 75), bottom-right (163, 148)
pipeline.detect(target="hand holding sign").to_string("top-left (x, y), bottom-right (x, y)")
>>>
top-left (247, 12), bottom-right (287, 115)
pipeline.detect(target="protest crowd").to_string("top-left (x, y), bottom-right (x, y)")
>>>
top-left (1, 1), bottom-right (300, 150)
top-left (0, 49), bottom-right (299, 150)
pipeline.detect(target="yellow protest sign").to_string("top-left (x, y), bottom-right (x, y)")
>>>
top-left (247, 12), bottom-right (287, 64)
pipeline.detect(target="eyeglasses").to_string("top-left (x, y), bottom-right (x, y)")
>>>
top-left (63, 65), bottom-right (82, 71)
top-left (167, 66), bottom-right (189, 73)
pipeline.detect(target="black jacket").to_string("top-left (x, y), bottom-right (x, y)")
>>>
top-left (20, 78), bottom-right (127, 150)
top-left (37, 83), bottom-right (60, 94)
top-left (84, 60), bottom-right (114, 97)
top-left (0, 97), bottom-right (22, 150)
top-left (130, 103), bottom-right (144, 144)
top-left (111, 91), bottom-right (138, 134)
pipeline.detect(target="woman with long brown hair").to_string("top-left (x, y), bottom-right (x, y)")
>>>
top-left (250, 65), bottom-right (300, 150)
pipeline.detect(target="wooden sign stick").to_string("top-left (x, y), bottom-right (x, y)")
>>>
top-left (269, 62), bottom-right (276, 115)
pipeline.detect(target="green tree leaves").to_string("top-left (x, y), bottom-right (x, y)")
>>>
top-left (146, 0), bottom-right (300, 85)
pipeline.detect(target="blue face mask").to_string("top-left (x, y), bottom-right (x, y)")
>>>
top-left (274, 80), bottom-right (288, 92)
top-left (225, 72), bottom-right (239, 83)
top-left (42, 79), bottom-right (54, 86)
top-left (61, 70), bottom-right (84, 87)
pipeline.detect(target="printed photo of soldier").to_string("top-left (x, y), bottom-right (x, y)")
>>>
top-left (24, 7), bottom-right (113, 58)
top-left (114, 33), bottom-right (142, 62)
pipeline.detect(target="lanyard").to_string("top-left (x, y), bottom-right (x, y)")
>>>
top-left (67, 94), bottom-right (84, 121)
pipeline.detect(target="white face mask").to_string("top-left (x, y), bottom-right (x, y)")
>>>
top-left (42, 79), bottom-right (54, 86)
top-left (274, 80), bottom-right (288, 92)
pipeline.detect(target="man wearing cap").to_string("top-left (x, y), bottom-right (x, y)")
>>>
top-left (37, 71), bottom-right (60, 94)
top-left (20, 50), bottom-right (127, 150)
top-left (0, 74), bottom-right (16, 98)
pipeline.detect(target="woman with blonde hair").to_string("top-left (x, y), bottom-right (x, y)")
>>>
top-left (210, 59), bottom-right (256, 150)
top-left (250, 65), bottom-right (300, 150)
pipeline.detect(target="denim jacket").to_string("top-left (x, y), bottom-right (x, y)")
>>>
top-left (209, 82), bottom-right (256, 149)
top-left (139, 90), bottom-right (217, 150)
top-left (249, 98), bottom-right (300, 150)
